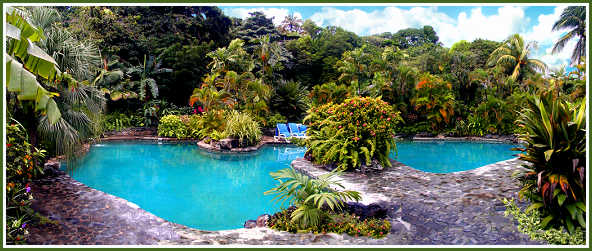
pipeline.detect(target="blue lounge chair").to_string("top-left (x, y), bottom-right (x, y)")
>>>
top-left (275, 123), bottom-right (291, 141)
top-left (288, 123), bottom-right (305, 138)
top-left (298, 124), bottom-right (307, 137)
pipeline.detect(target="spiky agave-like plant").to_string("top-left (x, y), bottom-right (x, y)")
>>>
top-left (514, 93), bottom-right (586, 233)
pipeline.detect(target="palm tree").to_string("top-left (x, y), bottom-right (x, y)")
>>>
top-left (126, 53), bottom-right (171, 101)
top-left (279, 14), bottom-right (303, 34)
top-left (189, 85), bottom-right (234, 112)
top-left (265, 168), bottom-right (361, 228)
top-left (27, 7), bottom-right (102, 81)
top-left (552, 6), bottom-right (586, 65)
top-left (395, 65), bottom-right (417, 99)
top-left (28, 7), bottom-right (106, 155)
top-left (487, 34), bottom-right (548, 83)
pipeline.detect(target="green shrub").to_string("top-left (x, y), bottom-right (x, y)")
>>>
top-left (310, 82), bottom-right (352, 106)
top-left (6, 121), bottom-right (46, 244)
top-left (265, 168), bottom-right (361, 229)
top-left (451, 115), bottom-right (485, 136)
top-left (514, 93), bottom-right (586, 233)
top-left (180, 115), bottom-right (201, 139)
top-left (103, 112), bottom-right (144, 132)
top-left (269, 207), bottom-right (391, 239)
top-left (192, 110), bottom-right (227, 141)
top-left (270, 80), bottom-right (310, 122)
top-left (303, 97), bottom-right (402, 171)
top-left (399, 121), bottom-right (434, 135)
top-left (224, 110), bottom-right (262, 147)
top-left (266, 113), bottom-right (287, 128)
top-left (411, 73), bottom-right (456, 131)
top-left (157, 115), bottom-right (187, 138)
top-left (503, 198), bottom-right (585, 245)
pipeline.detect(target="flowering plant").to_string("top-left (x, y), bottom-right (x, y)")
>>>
top-left (6, 121), bottom-right (46, 244)
top-left (303, 97), bottom-right (402, 171)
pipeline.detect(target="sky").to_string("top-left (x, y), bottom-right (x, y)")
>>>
top-left (221, 5), bottom-right (587, 71)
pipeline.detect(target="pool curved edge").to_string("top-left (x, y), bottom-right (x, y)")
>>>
top-left (399, 157), bottom-right (522, 175)
top-left (29, 168), bottom-right (253, 244)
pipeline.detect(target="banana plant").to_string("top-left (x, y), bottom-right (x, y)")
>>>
top-left (6, 10), bottom-right (62, 124)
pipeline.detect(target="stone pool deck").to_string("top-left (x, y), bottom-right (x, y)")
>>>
top-left (291, 158), bottom-right (542, 245)
top-left (26, 158), bottom-right (543, 245)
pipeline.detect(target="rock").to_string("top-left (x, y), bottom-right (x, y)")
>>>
top-left (366, 203), bottom-right (388, 219)
top-left (231, 139), bottom-right (241, 148)
top-left (416, 132), bottom-right (434, 137)
top-left (219, 139), bottom-right (233, 150)
top-left (304, 152), bottom-right (313, 161)
top-left (244, 220), bottom-right (257, 229)
top-left (344, 202), bottom-right (389, 220)
top-left (43, 161), bottom-right (61, 176)
top-left (256, 214), bottom-right (270, 227)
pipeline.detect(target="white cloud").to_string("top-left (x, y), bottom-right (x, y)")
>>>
top-left (224, 6), bottom-right (576, 70)
top-left (223, 7), bottom-right (302, 26)
top-left (309, 6), bottom-right (575, 70)
top-left (524, 6), bottom-right (575, 69)
top-left (538, 39), bottom-right (577, 70)
top-left (308, 6), bottom-right (528, 47)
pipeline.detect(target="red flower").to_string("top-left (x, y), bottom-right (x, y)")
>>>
top-left (6, 143), bottom-right (12, 147)
top-left (362, 123), bottom-right (367, 127)
top-left (197, 106), bottom-right (203, 113)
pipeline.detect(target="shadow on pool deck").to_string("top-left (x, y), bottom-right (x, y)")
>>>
top-left (25, 158), bottom-right (545, 245)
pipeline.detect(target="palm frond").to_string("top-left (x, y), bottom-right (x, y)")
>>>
top-left (552, 30), bottom-right (576, 55)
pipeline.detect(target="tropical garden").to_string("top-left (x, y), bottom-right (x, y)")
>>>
top-left (4, 5), bottom-right (587, 245)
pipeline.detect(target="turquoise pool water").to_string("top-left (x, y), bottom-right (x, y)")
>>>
top-left (65, 140), bottom-right (517, 230)
top-left (391, 140), bottom-right (519, 173)
top-left (64, 142), bottom-right (306, 231)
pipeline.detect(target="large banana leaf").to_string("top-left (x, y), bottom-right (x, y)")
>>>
top-left (5, 10), bottom-right (62, 124)
top-left (6, 11), bottom-right (60, 81)
top-left (6, 54), bottom-right (61, 124)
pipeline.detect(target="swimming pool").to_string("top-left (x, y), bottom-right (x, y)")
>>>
top-left (64, 140), bottom-right (517, 230)
top-left (64, 142), bottom-right (306, 231)
top-left (391, 140), bottom-right (519, 173)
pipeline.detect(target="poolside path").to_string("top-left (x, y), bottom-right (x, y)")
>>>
top-left (290, 157), bottom-right (543, 245)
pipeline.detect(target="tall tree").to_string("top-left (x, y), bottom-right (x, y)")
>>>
top-left (487, 34), bottom-right (548, 83)
top-left (279, 14), bottom-right (303, 34)
top-left (234, 11), bottom-right (280, 48)
top-left (389, 25), bottom-right (439, 49)
top-left (552, 6), bottom-right (586, 65)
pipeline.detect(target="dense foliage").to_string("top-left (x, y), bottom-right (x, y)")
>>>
top-left (158, 115), bottom-right (188, 139)
top-left (514, 93), bottom-right (586, 233)
top-left (303, 97), bottom-right (402, 171)
top-left (503, 198), bottom-right (585, 245)
top-left (6, 122), bottom-right (46, 244)
top-left (269, 207), bottom-right (391, 239)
